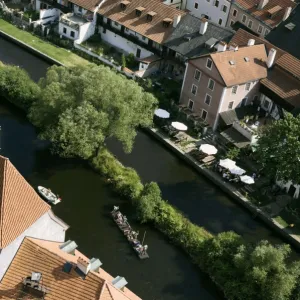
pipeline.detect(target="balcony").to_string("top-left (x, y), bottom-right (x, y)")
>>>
top-left (60, 13), bottom-right (91, 30)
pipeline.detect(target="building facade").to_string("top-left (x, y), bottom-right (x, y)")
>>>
top-left (185, 0), bottom-right (231, 27)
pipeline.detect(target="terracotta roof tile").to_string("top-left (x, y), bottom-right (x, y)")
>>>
top-left (97, 0), bottom-right (186, 44)
top-left (209, 44), bottom-right (268, 86)
top-left (0, 237), bottom-right (142, 300)
top-left (234, 0), bottom-right (296, 28)
top-left (276, 54), bottom-right (300, 79)
top-left (0, 156), bottom-right (50, 249)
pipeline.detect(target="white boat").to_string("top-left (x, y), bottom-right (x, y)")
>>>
top-left (37, 186), bottom-right (61, 205)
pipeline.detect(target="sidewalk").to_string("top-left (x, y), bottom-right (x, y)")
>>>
top-left (146, 127), bottom-right (300, 250)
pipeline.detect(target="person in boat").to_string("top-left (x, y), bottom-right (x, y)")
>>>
top-left (113, 206), bottom-right (119, 212)
top-left (123, 215), bottom-right (128, 223)
top-left (143, 245), bottom-right (148, 254)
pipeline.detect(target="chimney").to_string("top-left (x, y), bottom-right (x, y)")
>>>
top-left (59, 240), bottom-right (78, 255)
top-left (258, 0), bottom-right (269, 9)
top-left (199, 18), bottom-right (208, 35)
top-left (173, 15), bottom-right (181, 28)
top-left (217, 41), bottom-right (227, 52)
top-left (112, 276), bottom-right (128, 291)
top-left (77, 257), bottom-right (91, 275)
top-left (283, 7), bottom-right (292, 21)
top-left (247, 39), bottom-right (255, 46)
top-left (266, 48), bottom-right (277, 68)
top-left (90, 258), bottom-right (103, 272)
top-left (229, 43), bottom-right (238, 51)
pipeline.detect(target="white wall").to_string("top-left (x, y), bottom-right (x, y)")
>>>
top-left (77, 21), bottom-right (95, 43)
top-left (277, 180), bottom-right (300, 199)
top-left (59, 22), bottom-right (79, 40)
top-left (39, 8), bottom-right (60, 20)
top-left (35, 0), bottom-right (41, 12)
top-left (74, 5), bottom-right (88, 15)
top-left (163, 0), bottom-right (182, 9)
top-left (124, 28), bottom-right (149, 44)
top-left (186, 0), bottom-right (231, 26)
top-left (0, 211), bottom-right (66, 279)
top-left (99, 27), bottom-right (153, 59)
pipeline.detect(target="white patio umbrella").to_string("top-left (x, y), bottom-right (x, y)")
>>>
top-left (154, 108), bottom-right (170, 119)
top-left (199, 144), bottom-right (218, 155)
top-left (171, 122), bottom-right (188, 131)
top-left (219, 159), bottom-right (236, 169)
top-left (229, 166), bottom-right (246, 175)
top-left (240, 175), bottom-right (255, 184)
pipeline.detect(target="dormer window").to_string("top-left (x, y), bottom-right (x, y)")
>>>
top-left (163, 18), bottom-right (172, 28)
top-left (147, 11), bottom-right (157, 21)
top-left (120, 0), bottom-right (130, 10)
top-left (267, 5), bottom-right (282, 19)
top-left (135, 6), bottom-right (145, 17)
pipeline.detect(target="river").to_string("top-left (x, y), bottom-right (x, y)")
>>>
top-left (0, 35), bottom-right (296, 300)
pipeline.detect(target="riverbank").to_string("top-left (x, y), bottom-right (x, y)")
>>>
top-left (146, 127), bottom-right (300, 250)
top-left (0, 19), bottom-right (89, 67)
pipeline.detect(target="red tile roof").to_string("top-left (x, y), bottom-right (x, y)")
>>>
top-left (234, 0), bottom-right (297, 28)
top-left (0, 156), bottom-right (50, 249)
top-left (97, 0), bottom-right (186, 44)
top-left (0, 237), bottom-right (141, 300)
top-left (68, 0), bottom-right (100, 12)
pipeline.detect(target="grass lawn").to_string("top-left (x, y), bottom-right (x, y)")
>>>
top-left (274, 216), bottom-right (289, 228)
top-left (0, 19), bottom-right (89, 67)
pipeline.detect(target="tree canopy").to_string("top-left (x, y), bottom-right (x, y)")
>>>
top-left (29, 64), bottom-right (157, 158)
top-left (255, 113), bottom-right (300, 183)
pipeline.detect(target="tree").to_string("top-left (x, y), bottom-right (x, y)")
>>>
top-left (29, 64), bottom-right (158, 157)
top-left (0, 65), bottom-right (39, 110)
top-left (41, 102), bottom-right (108, 159)
top-left (121, 54), bottom-right (126, 69)
top-left (255, 113), bottom-right (300, 183)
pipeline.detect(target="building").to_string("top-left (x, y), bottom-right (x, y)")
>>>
top-left (164, 15), bottom-right (235, 62)
top-left (0, 156), bottom-right (68, 280)
top-left (266, 5), bottom-right (300, 60)
top-left (96, 0), bottom-right (186, 59)
top-left (183, 0), bottom-right (232, 27)
top-left (231, 29), bottom-right (300, 115)
top-left (180, 42), bottom-right (268, 130)
top-left (227, 0), bottom-right (297, 37)
top-left (0, 237), bottom-right (142, 299)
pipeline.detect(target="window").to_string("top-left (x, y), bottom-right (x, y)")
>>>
top-left (102, 27), bottom-right (106, 33)
top-left (228, 101), bottom-right (234, 109)
top-left (262, 98), bottom-right (271, 110)
top-left (218, 18), bottom-right (223, 25)
top-left (147, 14), bottom-right (153, 21)
top-left (208, 79), bottom-right (215, 91)
top-left (125, 27), bottom-right (129, 32)
top-left (214, 0), bottom-right (219, 7)
top-left (265, 28), bottom-right (270, 35)
top-left (253, 95), bottom-right (259, 101)
top-left (142, 36), bottom-right (146, 40)
top-left (222, 5), bottom-right (227, 13)
top-left (170, 0), bottom-right (173, 2)
top-left (206, 58), bottom-right (212, 69)
top-left (136, 9), bottom-right (142, 17)
top-left (205, 94), bottom-right (212, 105)
top-left (206, 0), bottom-right (210, 2)
top-left (194, 69), bottom-right (201, 81)
top-left (201, 109), bottom-right (208, 120)
top-left (248, 20), bottom-right (253, 29)
top-left (188, 99), bottom-right (194, 110)
top-left (114, 21), bottom-right (118, 26)
top-left (78, 6), bottom-right (82, 12)
top-left (63, 27), bottom-right (67, 34)
top-left (194, 2), bottom-right (198, 9)
top-left (233, 9), bottom-right (237, 17)
top-left (257, 24), bottom-right (263, 34)
top-left (191, 84), bottom-right (198, 95)
top-left (242, 14), bottom-right (247, 23)
top-left (136, 48), bottom-right (141, 58)
top-left (241, 97), bottom-right (247, 106)
top-left (245, 82), bottom-right (251, 91)
top-left (232, 85), bottom-right (238, 94)
top-left (70, 31), bottom-right (75, 38)
top-left (230, 20), bottom-right (235, 26)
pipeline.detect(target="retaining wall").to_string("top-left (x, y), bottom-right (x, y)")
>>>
top-left (146, 127), bottom-right (300, 250)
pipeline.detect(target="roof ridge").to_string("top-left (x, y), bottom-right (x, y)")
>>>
top-left (0, 158), bottom-right (8, 249)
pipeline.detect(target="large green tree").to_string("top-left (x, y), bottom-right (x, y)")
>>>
top-left (29, 64), bottom-right (157, 158)
top-left (255, 113), bottom-right (300, 183)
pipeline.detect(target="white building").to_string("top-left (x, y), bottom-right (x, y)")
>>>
top-left (184, 0), bottom-right (231, 26)
top-left (0, 155), bottom-right (68, 279)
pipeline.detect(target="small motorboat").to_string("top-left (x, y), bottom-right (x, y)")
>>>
top-left (37, 186), bottom-right (61, 205)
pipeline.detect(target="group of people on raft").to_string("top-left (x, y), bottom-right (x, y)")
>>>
top-left (112, 206), bottom-right (148, 255)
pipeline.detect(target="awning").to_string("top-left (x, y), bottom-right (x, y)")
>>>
top-left (220, 127), bottom-right (250, 149)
